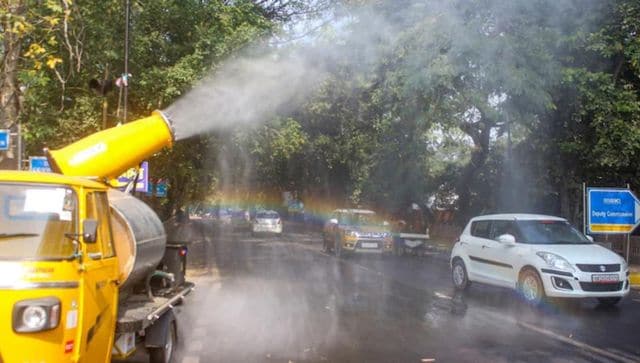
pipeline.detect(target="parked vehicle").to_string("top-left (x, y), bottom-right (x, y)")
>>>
top-left (252, 210), bottom-right (283, 235)
top-left (450, 214), bottom-right (631, 306)
top-left (323, 209), bottom-right (393, 257)
top-left (227, 207), bottom-right (251, 231)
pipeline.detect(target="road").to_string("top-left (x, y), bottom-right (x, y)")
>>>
top-left (127, 226), bottom-right (640, 363)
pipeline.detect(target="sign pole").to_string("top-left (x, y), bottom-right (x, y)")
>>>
top-left (17, 123), bottom-right (22, 171)
top-left (582, 182), bottom-right (587, 235)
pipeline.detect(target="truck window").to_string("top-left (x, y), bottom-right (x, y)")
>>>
top-left (86, 192), bottom-right (115, 258)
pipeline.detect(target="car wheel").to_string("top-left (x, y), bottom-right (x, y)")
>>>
top-left (597, 297), bottom-right (621, 307)
top-left (452, 259), bottom-right (470, 290)
top-left (519, 269), bottom-right (545, 306)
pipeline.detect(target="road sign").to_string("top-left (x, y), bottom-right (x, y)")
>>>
top-left (29, 156), bottom-right (52, 173)
top-left (587, 188), bottom-right (640, 234)
top-left (114, 161), bottom-right (149, 193)
top-left (146, 181), bottom-right (168, 197)
top-left (0, 130), bottom-right (9, 151)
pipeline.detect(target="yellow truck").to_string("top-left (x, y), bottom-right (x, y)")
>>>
top-left (0, 112), bottom-right (193, 363)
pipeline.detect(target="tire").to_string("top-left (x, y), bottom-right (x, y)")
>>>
top-left (149, 320), bottom-right (177, 363)
top-left (597, 297), bottom-right (621, 307)
top-left (518, 269), bottom-right (545, 306)
top-left (452, 259), bottom-right (470, 290)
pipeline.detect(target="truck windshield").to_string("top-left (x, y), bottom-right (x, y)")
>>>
top-left (0, 184), bottom-right (77, 260)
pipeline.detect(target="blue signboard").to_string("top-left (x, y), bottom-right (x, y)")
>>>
top-left (0, 130), bottom-right (9, 151)
top-left (114, 161), bottom-right (149, 193)
top-left (146, 181), bottom-right (168, 197)
top-left (29, 156), bottom-right (52, 173)
top-left (588, 188), bottom-right (640, 234)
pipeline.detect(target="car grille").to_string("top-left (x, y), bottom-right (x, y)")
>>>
top-left (576, 264), bottom-right (620, 272)
top-left (579, 282), bottom-right (623, 292)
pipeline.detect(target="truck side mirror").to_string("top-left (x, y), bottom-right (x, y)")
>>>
top-left (83, 219), bottom-right (98, 243)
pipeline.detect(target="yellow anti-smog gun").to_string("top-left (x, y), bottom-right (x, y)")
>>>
top-left (0, 111), bottom-right (191, 363)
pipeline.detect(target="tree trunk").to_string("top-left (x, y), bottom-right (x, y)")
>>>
top-left (0, 1), bottom-right (25, 169)
top-left (456, 120), bottom-right (492, 223)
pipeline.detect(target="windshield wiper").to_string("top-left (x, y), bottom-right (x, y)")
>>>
top-left (0, 233), bottom-right (39, 239)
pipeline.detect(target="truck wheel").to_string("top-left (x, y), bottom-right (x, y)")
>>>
top-left (149, 320), bottom-right (177, 363)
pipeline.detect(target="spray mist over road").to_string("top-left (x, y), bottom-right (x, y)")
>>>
top-left (164, 52), bottom-right (327, 140)
top-left (161, 7), bottom-right (396, 141)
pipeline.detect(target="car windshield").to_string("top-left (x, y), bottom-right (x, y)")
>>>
top-left (257, 212), bottom-right (279, 219)
top-left (343, 213), bottom-right (381, 226)
top-left (0, 184), bottom-right (77, 260)
top-left (516, 220), bottom-right (591, 245)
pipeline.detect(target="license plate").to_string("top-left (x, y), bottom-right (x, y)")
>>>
top-left (591, 274), bottom-right (619, 283)
top-left (361, 242), bottom-right (378, 248)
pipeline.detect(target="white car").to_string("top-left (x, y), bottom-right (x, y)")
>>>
top-left (450, 214), bottom-right (630, 306)
top-left (252, 210), bottom-right (283, 235)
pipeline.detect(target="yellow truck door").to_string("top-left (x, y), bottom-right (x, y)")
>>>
top-left (79, 191), bottom-right (119, 363)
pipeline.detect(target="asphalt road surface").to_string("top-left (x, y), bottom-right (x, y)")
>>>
top-left (124, 226), bottom-right (640, 363)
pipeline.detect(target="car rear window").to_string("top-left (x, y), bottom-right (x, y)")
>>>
top-left (470, 220), bottom-right (491, 238)
top-left (257, 212), bottom-right (279, 219)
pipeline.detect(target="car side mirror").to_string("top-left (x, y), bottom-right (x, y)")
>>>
top-left (497, 234), bottom-right (516, 245)
top-left (83, 219), bottom-right (98, 244)
top-left (586, 235), bottom-right (594, 242)
top-left (329, 218), bottom-right (338, 225)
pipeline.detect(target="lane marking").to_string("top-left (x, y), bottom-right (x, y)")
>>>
top-left (606, 348), bottom-right (640, 362)
top-left (516, 320), bottom-right (639, 363)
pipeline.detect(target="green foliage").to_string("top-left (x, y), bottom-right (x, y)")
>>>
top-left (6, 0), bottom-right (640, 224)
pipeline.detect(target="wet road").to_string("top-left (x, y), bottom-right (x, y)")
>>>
top-left (127, 228), bottom-right (640, 363)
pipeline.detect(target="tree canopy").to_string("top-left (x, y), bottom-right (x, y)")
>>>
top-left (2, 0), bottom-right (639, 225)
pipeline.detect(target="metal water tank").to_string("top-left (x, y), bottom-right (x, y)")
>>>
top-left (108, 189), bottom-right (166, 295)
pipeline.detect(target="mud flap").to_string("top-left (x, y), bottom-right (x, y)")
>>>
top-left (145, 310), bottom-right (176, 348)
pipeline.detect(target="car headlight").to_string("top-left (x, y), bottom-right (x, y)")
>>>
top-left (347, 230), bottom-right (360, 237)
top-left (536, 252), bottom-right (575, 272)
top-left (621, 258), bottom-right (628, 272)
top-left (13, 297), bottom-right (60, 333)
